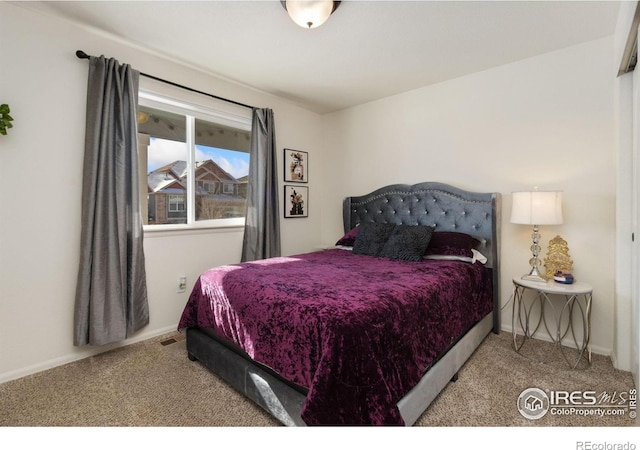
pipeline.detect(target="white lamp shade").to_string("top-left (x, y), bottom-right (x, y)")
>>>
top-left (510, 191), bottom-right (563, 225)
top-left (285, 1), bottom-right (334, 28)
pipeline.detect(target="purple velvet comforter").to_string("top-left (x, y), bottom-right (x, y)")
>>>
top-left (178, 249), bottom-right (493, 425)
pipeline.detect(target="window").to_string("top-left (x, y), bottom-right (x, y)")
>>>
top-left (198, 181), bottom-right (215, 194)
top-left (138, 91), bottom-right (252, 229)
top-left (168, 195), bottom-right (185, 212)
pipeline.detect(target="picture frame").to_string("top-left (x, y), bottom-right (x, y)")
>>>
top-left (284, 185), bottom-right (308, 218)
top-left (284, 149), bottom-right (308, 183)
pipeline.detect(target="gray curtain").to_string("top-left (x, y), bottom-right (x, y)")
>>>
top-left (74, 56), bottom-right (149, 346)
top-left (241, 108), bottom-right (281, 262)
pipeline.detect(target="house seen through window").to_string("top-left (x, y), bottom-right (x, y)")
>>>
top-left (137, 93), bottom-right (251, 228)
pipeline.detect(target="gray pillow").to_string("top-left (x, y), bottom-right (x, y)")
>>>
top-left (380, 225), bottom-right (435, 261)
top-left (352, 222), bottom-right (396, 257)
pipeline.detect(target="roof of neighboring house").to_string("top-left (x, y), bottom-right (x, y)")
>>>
top-left (195, 160), bottom-right (239, 184)
top-left (148, 159), bottom-right (245, 194)
top-left (148, 164), bottom-right (186, 194)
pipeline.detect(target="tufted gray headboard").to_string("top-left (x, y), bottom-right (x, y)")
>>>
top-left (343, 182), bottom-right (502, 333)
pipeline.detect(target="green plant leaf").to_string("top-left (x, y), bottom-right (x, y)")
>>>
top-left (1, 104), bottom-right (13, 136)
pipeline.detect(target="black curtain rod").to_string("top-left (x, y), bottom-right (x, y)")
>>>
top-left (75, 50), bottom-right (255, 110)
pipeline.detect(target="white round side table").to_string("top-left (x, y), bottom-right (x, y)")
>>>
top-left (511, 276), bottom-right (592, 369)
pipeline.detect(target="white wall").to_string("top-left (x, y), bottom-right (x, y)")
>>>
top-left (0, 3), bottom-right (323, 382)
top-left (321, 37), bottom-right (619, 361)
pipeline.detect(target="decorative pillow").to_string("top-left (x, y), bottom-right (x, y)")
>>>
top-left (424, 254), bottom-right (474, 263)
top-left (335, 224), bottom-right (359, 247)
top-left (423, 249), bottom-right (487, 264)
top-left (380, 225), bottom-right (435, 262)
top-left (424, 231), bottom-right (480, 258)
top-left (352, 222), bottom-right (396, 257)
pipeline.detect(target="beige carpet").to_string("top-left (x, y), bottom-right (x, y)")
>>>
top-left (0, 330), bottom-right (635, 427)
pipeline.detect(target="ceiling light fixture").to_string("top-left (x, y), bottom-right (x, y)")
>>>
top-left (281, 1), bottom-right (341, 29)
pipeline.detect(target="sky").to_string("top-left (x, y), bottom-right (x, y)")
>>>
top-left (147, 137), bottom-right (250, 179)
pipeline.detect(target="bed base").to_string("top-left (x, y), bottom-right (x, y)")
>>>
top-left (187, 326), bottom-right (307, 426)
top-left (186, 313), bottom-right (493, 426)
top-left (397, 313), bottom-right (492, 425)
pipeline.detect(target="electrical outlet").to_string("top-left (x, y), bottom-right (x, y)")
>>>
top-left (177, 276), bottom-right (187, 294)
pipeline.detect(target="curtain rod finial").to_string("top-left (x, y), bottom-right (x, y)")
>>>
top-left (76, 50), bottom-right (90, 59)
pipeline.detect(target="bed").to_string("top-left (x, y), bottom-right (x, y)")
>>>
top-left (178, 181), bottom-right (502, 426)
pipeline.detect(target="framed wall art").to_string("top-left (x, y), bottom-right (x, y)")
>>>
top-left (284, 149), bottom-right (308, 183)
top-left (284, 185), bottom-right (308, 218)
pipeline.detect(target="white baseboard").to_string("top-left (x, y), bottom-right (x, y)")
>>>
top-left (0, 324), bottom-right (178, 384)
top-left (500, 323), bottom-right (611, 359)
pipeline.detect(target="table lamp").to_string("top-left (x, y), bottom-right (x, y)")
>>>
top-left (510, 189), bottom-right (563, 282)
